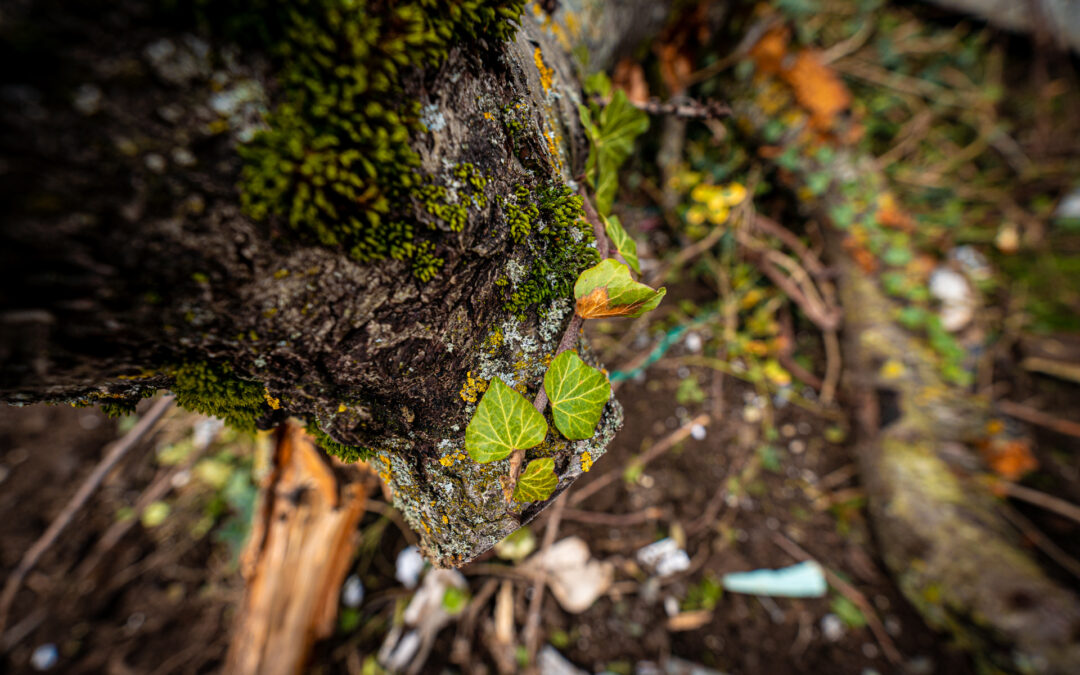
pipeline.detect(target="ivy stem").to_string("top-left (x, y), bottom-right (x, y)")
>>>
top-left (505, 189), bottom-right (611, 503)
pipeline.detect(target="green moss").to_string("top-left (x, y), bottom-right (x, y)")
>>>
top-left (500, 185), bottom-right (539, 243)
top-left (237, 0), bottom-right (526, 281)
top-left (504, 184), bottom-right (599, 319)
top-left (306, 423), bottom-right (374, 463)
top-left (170, 362), bottom-right (266, 431)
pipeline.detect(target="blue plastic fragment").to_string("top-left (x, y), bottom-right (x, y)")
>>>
top-left (721, 560), bottom-right (827, 598)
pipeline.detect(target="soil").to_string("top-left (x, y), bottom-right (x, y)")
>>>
top-left (0, 330), bottom-right (979, 673)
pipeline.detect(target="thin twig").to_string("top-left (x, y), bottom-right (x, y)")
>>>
top-left (522, 493), bottom-right (566, 671)
top-left (998, 399), bottom-right (1080, 439)
top-left (569, 414), bottom-right (710, 507)
top-left (75, 430), bottom-right (213, 579)
top-left (998, 503), bottom-right (1080, 581)
top-left (506, 189), bottom-right (610, 502)
top-left (560, 506), bottom-right (664, 527)
top-left (0, 395), bottom-right (174, 633)
top-left (996, 480), bottom-right (1080, 526)
top-left (772, 533), bottom-right (902, 665)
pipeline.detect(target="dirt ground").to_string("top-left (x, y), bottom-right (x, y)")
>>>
top-left (3, 1), bottom-right (1080, 674)
top-left (0, 342), bottom-right (980, 674)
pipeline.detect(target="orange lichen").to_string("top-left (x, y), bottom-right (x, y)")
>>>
top-left (534, 47), bottom-right (554, 93)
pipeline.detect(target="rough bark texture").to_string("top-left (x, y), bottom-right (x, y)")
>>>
top-left (0, 0), bottom-right (637, 564)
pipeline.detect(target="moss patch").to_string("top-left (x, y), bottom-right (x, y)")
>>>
top-left (236, 0), bottom-right (527, 280)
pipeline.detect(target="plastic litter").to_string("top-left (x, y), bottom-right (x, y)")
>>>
top-left (721, 560), bottom-right (826, 597)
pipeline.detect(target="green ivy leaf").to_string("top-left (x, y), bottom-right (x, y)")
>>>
top-left (465, 377), bottom-right (548, 463)
top-left (578, 88), bottom-right (649, 215)
top-left (574, 258), bottom-right (665, 319)
top-left (513, 457), bottom-right (558, 503)
top-left (604, 214), bottom-right (640, 274)
top-left (544, 351), bottom-right (611, 440)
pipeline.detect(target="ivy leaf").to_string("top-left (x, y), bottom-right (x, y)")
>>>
top-left (513, 457), bottom-right (558, 503)
top-left (544, 351), bottom-right (611, 440)
top-left (578, 88), bottom-right (649, 215)
top-left (574, 258), bottom-right (666, 319)
top-left (465, 377), bottom-right (548, 463)
top-left (604, 215), bottom-right (640, 274)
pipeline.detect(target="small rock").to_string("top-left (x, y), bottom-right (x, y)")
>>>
top-left (684, 332), bottom-right (702, 353)
top-left (821, 613), bottom-right (845, 641)
top-left (157, 103), bottom-right (184, 124)
top-left (539, 645), bottom-right (588, 675)
top-left (144, 153), bottom-right (167, 174)
top-left (1055, 187), bottom-right (1080, 221)
top-left (395, 546), bottom-right (425, 589)
top-left (72, 84), bottom-right (103, 116)
top-left (341, 574), bottom-right (364, 608)
top-left (690, 424), bottom-right (706, 441)
top-left (30, 644), bottom-right (58, 671)
top-left (171, 147), bottom-right (196, 167)
top-left (636, 538), bottom-right (690, 577)
top-left (928, 266), bottom-right (974, 332)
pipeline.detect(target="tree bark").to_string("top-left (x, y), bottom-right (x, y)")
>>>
top-left (0, 0), bottom-right (639, 565)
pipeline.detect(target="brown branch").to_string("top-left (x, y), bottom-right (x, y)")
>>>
top-left (522, 493), bottom-right (566, 671)
top-left (996, 480), bottom-right (1080, 527)
top-left (772, 533), bottom-right (902, 665)
top-left (998, 399), bottom-right (1080, 439)
top-left (569, 414), bottom-right (710, 507)
top-left (0, 395), bottom-right (174, 634)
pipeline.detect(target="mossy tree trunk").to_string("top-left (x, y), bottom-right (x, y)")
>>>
top-left (0, 0), bottom-right (653, 565)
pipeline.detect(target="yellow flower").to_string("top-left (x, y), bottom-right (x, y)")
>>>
top-left (686, 205), bottom-right (707, 226)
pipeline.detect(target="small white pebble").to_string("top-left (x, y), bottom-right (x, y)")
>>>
top-left (395, 546), bottom-right (425, 589)
top-left (144, 153), bottom-right (166, 173)
top-left (684, 332), bottom-right (702, 353)
top-left (30, 643), bottom-right (58, 671)
top-left (690, 424), bottom-right (706, 441)
top-left (341, 574), bottom-right (364, 608)
top-left (664, 596), bottom-right (679, 617)
top-left (171, 147), bottom-right (196, 167)
top-left (72, 84), bottom-right (102, 115)
top-left (821, 614), bottom-right (845, 642)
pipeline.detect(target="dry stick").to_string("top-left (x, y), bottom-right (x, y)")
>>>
top-left (522, 493), bottom-right (567, 671)
top-left (996, 480), bottom-right (1080, 526)
top-left (0, 395), bottom-right (174, 634)
top-left (771, 533), bottom-right (902, 666)
top-left (997, 503), bottom-right (1080, 581)
top-left (998, 399), bottom-right (1080, 439)
top-left (569, 413), bottom-right (711, 507)
top-left (560, 506), bottom-right (664, 527)
top-left (506, 189), bottom-right (611, 501)
top-left (76, 422), bottom-right (218, 579)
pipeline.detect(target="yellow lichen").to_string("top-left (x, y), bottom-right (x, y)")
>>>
top-left (581, 450), bottom-right (593, 472)
top-left (338, 403), bottom-right (348, 413)
top-left (263, 388), bottom-right (281, 410)
top-left (459, 371), bottom-right (489, 403)
top-left (533, 47), bottom-right (554, 94)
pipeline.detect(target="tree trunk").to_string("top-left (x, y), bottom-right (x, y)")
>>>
top-left (0, 0), bottom-right (637, 565)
